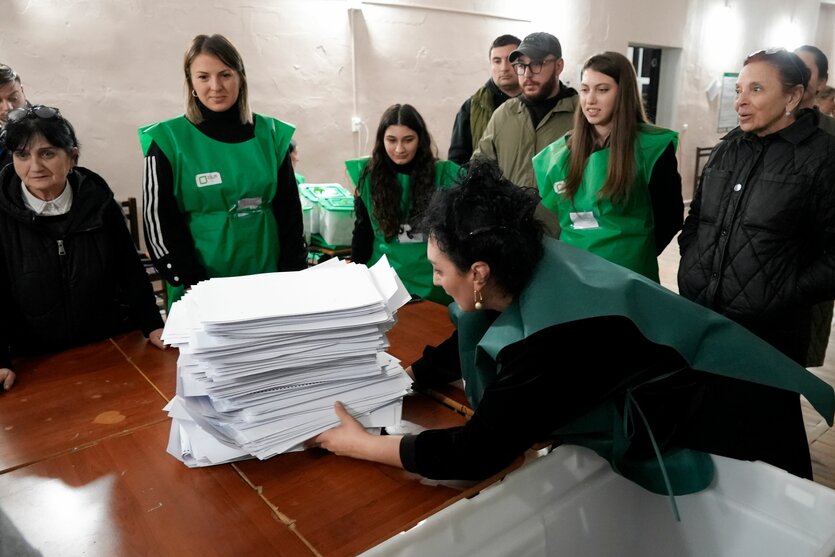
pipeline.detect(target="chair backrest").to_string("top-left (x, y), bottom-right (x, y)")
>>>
top-left (119, 197), bottom-right (168, 315)
top-left (120, 197), bottom-right (140, 250)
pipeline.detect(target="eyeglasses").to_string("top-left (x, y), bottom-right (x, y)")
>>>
top-left (512, 58), bottom-right (557, 76)
top-left (6, 105), bottom-right (62, 125)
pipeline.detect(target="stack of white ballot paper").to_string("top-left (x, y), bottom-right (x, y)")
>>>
top-left (161, 256), bottom-right (414, 467)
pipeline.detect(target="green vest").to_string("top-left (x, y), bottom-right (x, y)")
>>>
top-left (139, 115), bottom-right (294, 303)
top-left (533, 124), bottom-right (677, 281)
top-left (469, 85), bottom-right (495, 151)
top-left (453, 238), bottom-right (834, 495)
top-left (346, 158), bottom-right (461, 305)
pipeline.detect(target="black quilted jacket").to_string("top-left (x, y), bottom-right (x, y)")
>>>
top-left (678, 109), bottom-right (835, 362)
top-left (0, 166), bottom-right (163, 368)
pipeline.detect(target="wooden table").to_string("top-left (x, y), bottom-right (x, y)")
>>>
top-left (0, 301), bottom-right (503, 557)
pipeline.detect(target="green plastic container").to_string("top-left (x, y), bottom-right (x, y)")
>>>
top-left (318, 195), bottom-right (355, 247)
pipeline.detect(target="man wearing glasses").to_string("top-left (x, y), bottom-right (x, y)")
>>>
top-left (0, 64), bottom-right (31, 169)
top-left (448, 34), bottom-right (521, 165)
top-left (474, 32), bottom-right (577, 235)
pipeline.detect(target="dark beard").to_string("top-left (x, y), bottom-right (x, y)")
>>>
top-left (522, 76), bottom-right (557, 103)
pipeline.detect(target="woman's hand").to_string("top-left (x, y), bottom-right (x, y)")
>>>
top-left (312, 401), bottom-right (373, 458)
top-left (311, 402), bottom-right (404, 468)
top-left (148, 328), bottom-right (166, 350)
top-left (0, 368), bottom-right (16, 391)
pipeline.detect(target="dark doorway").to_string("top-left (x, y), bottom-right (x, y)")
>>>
top-left (629, 46), bottom-right (662, 123)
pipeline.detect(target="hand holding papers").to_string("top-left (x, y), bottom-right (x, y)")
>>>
top-left (161, 256), bottom-right (413, 467)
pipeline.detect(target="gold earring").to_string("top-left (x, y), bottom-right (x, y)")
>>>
top-left (474, 289), bottom-right (484, 311)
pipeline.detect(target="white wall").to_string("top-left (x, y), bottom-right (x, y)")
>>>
top-left (816, 3), bottom-right (835, 70)
top-left (1, 0), bottom-right (830, 214)
top-left (672, 0), bottom-right (824, 199)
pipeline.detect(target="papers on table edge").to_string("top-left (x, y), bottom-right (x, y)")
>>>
top-left (161, 256), bottom-right (414, 467)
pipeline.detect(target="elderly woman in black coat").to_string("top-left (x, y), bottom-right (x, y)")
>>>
top-left (679, 48), bottom-right (835, 479)
top-left (0, 106), bottom-right (164, 391)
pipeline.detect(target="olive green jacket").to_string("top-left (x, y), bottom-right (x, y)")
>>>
top-left (474, 92), bottom-right (578, 188)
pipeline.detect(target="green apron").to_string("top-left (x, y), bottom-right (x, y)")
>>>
top-left (453, 238), bottom-right (834, 496)
top-left (533, 124), bottom-right (677, 281)
top-left (346, 158), bottom-right (461, 305)
top-left (139, 115), bottom-right (294, 304)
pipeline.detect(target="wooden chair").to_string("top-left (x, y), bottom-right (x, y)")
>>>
top-left (120, 198), bottom-right (168, 314)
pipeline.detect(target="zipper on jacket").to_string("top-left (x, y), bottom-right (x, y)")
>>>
top-left (57, 239), bottom-right (66, 256)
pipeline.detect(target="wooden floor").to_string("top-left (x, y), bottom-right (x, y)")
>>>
top-left (658, 237), bottom-right (835, 490)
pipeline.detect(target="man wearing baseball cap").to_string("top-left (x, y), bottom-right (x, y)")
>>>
top-left (474, 32), bottom-right (577, 235)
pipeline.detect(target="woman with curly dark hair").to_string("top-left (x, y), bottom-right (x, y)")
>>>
top-left (347, 104), bottom-right (461, 304)
top-left (314, 157), bottom-right (833, 487)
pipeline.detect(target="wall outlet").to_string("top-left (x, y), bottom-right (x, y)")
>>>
top-left (351, 116), bottom-right (361, 133)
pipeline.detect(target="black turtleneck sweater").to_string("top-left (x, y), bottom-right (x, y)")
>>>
top-left (141, 102), bottom-right (307, 288)
top-left (521, 82), bottom-right (577, 128)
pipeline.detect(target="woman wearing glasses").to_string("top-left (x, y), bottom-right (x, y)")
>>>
top-left (347, 103), bottom-right (460, 304)
top-left (532, 51), bottom-right (683, 281)
top-left (139, 34), bottom-right (306, 307)
top-left (0, 107), bottom-right (164, 391)
top-left (678, 48), bottom-right (835, 479)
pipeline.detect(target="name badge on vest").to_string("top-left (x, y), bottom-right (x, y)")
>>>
top-left (570, 211), bottom-right (600, 230)
top-left (195, 172), bottom-right (222, 188)
top-left (397, 224), bottom-right (425, 244)
top-left (232, 197), bottom-right (264, 218)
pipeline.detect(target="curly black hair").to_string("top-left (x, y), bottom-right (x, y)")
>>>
top-left (422, 157), bottom-right (544, 297)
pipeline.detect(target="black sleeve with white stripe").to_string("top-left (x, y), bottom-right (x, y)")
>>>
top-left (142, 142), bottom-right (209, 288)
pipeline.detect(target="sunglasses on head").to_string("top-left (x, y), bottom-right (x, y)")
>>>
top-left (747, 48), bottom-right (807, 86)
top-left (6, 105), bottom-right (62, 125)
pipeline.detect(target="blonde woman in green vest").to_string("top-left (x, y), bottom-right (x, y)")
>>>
top-left (139, 34), bottom-right (307, 307)
top-left (347, 104), bottom-right (461, 305)
top-left (533, 51), bottom-right (683, 281)
top-left (312, 158), bottom-right (831, 485)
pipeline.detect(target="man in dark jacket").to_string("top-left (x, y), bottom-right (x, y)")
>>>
top-left (0, 64), bottom-right (30, 170)
top-left (447, 34), bottom-right (521, 165)
top-left (794, 45), bottom-right (835, 366)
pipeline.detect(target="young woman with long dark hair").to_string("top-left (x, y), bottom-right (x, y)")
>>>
top-left (348, 103), bottom-right (460, 304)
